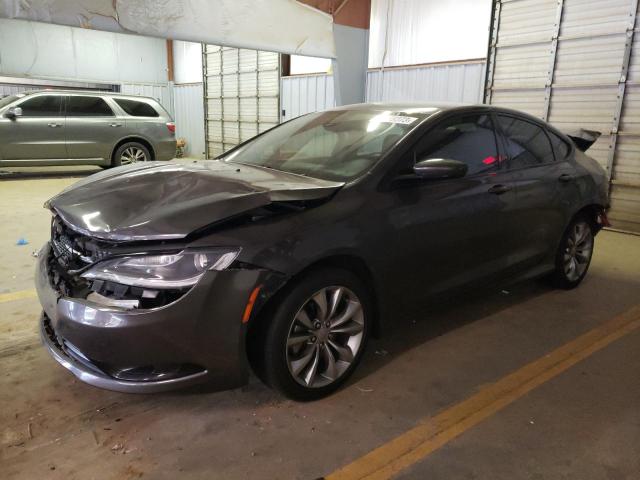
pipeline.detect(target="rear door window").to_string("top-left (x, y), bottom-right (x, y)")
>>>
top-left (497, 115), bottom-right (554, 169)
top-left (413, 113), bottom-right (500, 176)
top-left (18, 95), bottom-right (64, 117)
top-left (548, 130), bottom-right (571, 160)
top-left (114, 99), bottom-right (159, 117)
top-left (66, 96), bottom-right (114, 117)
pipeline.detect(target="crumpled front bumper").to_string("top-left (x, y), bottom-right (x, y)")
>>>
top-left (36, 243), bottom-right (268, 393)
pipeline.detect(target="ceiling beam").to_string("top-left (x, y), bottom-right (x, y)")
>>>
top-left (0, 0), bottom-right (336, 57)
top-left (298, 0), bottom-right (371, 29)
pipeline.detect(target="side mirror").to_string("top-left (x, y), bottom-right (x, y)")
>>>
top-left (6, 107), bottom-right (22, 119)
top-left (412, 158), bottom-right (467, 180)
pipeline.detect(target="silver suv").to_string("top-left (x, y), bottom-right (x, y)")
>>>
top-left (0, 91), bottom-right (176, 167)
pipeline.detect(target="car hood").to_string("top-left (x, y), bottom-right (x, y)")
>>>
top-left (48, 161), bottom-right (344, 241)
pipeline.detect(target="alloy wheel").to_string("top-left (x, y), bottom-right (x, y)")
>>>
top-left (120, 146), bottom-right (147, 165)
top-left (563, 221), bottom-right (593, 282)
top-left (285, 286), bottom-right (365, 388)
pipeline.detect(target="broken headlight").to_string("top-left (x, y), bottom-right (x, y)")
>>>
top-left (80, 248), bottom-right (240, 289)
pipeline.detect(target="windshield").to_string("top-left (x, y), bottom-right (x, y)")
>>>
top-left (222, 109), bottom-right (431, 181)
top-left (0, 95), bottom-right (20, 110)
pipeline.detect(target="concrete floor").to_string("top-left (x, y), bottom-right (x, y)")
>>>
top-left (1, 171), bottom-right (639, 480)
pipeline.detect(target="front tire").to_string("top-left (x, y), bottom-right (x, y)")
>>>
top-left (550, 215), bottom-right (595, 289)
top-left (255, 268), bottom-right (371, 401)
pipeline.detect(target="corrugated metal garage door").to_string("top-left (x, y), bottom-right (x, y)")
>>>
top-left (485, 0), bottom-right (640, 232)
top-left (203, 45), bottom-right (280, 158)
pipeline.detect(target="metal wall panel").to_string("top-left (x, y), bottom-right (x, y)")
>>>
top-left (492, 43), bottom-right (551, 89)
top-left (0, 77), bottom-right (117, 96)
top-left (496, 0), bottom-right (557, 46)
top-left (559, 0), bottom-right (632, 37)
top-left (1, 82), bottom-right (174, 118)
top-left (203, 44), bottom-right (279, 158)
top-left (173, 83), bottom-right (206, 159)
top-left (491, 88), bottom-right (547, 117)
top-left (548, 86), bottom-right (619, 132)
top-left (609, 185), bottom-right (640, 231)
top-left (0, 78), bottom-right (170, 117)
top-left (626, 31), bottom-right (640, 82)
top-left (366, 62), bottom-right (486, 104)
top-left (486, 0), bottom-right (640, 232)
top-left (280, 74), bottom-right (336, 122)
top-left (553, 35), bottom-right (626, 86)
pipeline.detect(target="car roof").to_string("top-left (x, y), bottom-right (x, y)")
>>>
top-left (331, 102), bottom-right (554, 128)
top-left (331, 102), bottom-right (455, 114)
top-left (17, 89), bottom-right (158, 102)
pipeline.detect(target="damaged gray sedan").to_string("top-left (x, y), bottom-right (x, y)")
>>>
top-left (36, 104), bottom-right (609, 400)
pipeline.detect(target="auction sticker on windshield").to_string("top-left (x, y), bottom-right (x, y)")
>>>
top-left (383, 115), bottom-right (418, 125)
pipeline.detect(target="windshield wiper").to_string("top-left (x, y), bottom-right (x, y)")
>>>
top-left (229, 161), bottom-right (310, 178)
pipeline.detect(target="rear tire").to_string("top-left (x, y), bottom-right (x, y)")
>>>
top-left (251, 268), bottom-right (371, 401)
top-left (112, 142), bottom-right (151, 167)
top-left (550, 215), bottom-right (595, 289)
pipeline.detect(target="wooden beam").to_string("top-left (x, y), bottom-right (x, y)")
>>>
top-left (299, 0), bottom-right (370, 29)
top-left (166, 39), bottom-right (174, 82)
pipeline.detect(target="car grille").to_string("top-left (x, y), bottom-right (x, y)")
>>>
top-left (51, 216), bottom-right (96, 270)
top-left (48, 215), bottom-right (98, 296)
top-left (47, 214), bottom-right (187, 308)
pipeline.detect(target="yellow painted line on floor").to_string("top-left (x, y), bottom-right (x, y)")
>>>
top-left (326, 304), bottom-right (640, 480)
top-left (0, 289), bottom-right (37, 304)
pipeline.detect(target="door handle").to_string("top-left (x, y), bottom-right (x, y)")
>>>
top-left (558, 173), bottom-right (574, 183)
top-left (488, 184), bottom-right (512, 195)
top-left (48, 123), bottom-right (62, 128)
top-left (109, 123), bottom-right (123, 127)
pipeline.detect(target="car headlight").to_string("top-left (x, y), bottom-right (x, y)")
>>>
top-left (81, 248), bottom-right (241, 289)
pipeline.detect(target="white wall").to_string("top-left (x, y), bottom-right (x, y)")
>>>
top-left (369, 0), bottom-right (493, 68)
top-left (173, 40), bottom-right (203, 84)
top-left (290, 55), bottom-right (332, 75)
top-left (0, 18), bottom-right (168, 84)
top-left (172, 40), bottom-right (205, 157)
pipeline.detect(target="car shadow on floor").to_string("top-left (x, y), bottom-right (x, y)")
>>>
top-left (350, 279), bottom-right (554, 384)
top-left (346, 268), bottom-right (639, 392)
top-left (185, 278), bottom-right (556, 402)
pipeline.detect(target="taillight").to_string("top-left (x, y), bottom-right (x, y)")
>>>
top-left (597, 208), bottom-right (611, 227)
top-left (166, 122), bottom-right (176, 134)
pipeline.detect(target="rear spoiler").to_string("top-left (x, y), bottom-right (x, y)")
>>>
top-left (565, 129), bottom-right (601, 152)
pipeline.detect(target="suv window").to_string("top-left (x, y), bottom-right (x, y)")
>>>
top-left (114, 99), bottom-right (159, 117)
top-left (497, 115), bottom-right (554, 168)
top-left (548, 130), bottom-right (571, 160)
top-left (17, 95), bottom-right (63, 117)
top-left (413, 113), bottom-right (499, 176)
top-left (67, 96), bottom-right (114, 117)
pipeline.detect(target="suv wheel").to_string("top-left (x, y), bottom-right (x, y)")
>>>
top-left (253, 268), bottom-right (371, 401)
top-left (113, 142), bottom-right (151, 167)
